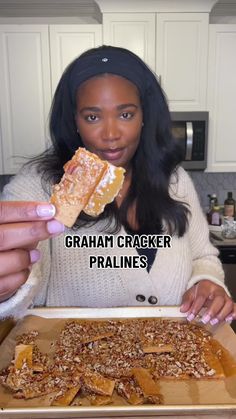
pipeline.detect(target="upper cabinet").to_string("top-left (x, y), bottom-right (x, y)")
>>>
top-left (2, 0), bottom-right (235, 174)
top-left (50, 24), bottom-right (102, 94)
top-left (156, 13), bottom-right (209, 111)
top-left (101, 12), bottom-right (209, 111)
top-left (0, 23), bottom-right (102, 174)
top-left (207, 24), bottom-right (236, 172)
top-left (102, 13), bottom-right (156, 71)
top-left (0, 123), bottom-right (3, 174)
top-left (98, 0), bottom-right (216, 111)
top-left (0, 25), bottom-right (51, 174)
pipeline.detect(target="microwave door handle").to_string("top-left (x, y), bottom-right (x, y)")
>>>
top-left (185, 122), bottom-right (193, 160)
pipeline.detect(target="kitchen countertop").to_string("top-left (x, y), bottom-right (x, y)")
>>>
top-left (210, 231), bottom-right (236, 247)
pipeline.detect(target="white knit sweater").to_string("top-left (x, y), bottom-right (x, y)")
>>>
top-left (0, 166), bottom-right (227, 318)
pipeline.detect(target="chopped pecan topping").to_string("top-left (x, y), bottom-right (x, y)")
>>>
top-left (0, 318), bottom-right (224, 406)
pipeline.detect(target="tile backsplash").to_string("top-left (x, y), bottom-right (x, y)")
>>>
top-left (189, 172), bottom-right (236, 210)
top-left (1, 172), bottom-right (236, 211)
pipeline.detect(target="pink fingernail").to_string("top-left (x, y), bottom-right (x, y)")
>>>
top-left (225, 316), bottom-right (233, 323)
top-left (210, 318), bottom-right (219, 326)
top-left (47, 220), bottom-right (65, 235)
top-left (187, 313), bottom-right (195, 322)
top-left (29, 249), bottom-right (41, 264)
top-left (201, 314), bottom-right (211, 324)
top-left (36, 204), bottom-right (56, 217)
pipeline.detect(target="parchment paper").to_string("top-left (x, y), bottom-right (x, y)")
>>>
top-left (0, 311), bottom-right (236, 414)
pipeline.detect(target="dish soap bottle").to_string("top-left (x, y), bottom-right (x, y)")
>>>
top-left (207, 194), bottom-right (221, 226)
top-left (224, 192), bottom-right (235, 218)
top-left (211, 202), bottom-right (221, 226)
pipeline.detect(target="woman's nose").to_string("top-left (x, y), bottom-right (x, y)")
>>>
top-left (101, 119), bottom-right (121, 142)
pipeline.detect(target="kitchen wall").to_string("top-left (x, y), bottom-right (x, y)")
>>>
top-left (189, 172), bottom-right (236, 210)
top-left (1, 171), bottom-right (236, 211)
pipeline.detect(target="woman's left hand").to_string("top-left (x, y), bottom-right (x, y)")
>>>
top-left (180, 279), bottom-right (236, 325)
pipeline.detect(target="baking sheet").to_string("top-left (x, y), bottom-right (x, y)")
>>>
top-left (0, 306), bottom-right (236, 418)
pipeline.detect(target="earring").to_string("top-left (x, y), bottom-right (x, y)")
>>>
top-left (142, 122), bottom-right (144, 127)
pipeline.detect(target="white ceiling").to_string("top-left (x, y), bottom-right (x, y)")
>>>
top-left (0, 0), bottom-right (235, 17)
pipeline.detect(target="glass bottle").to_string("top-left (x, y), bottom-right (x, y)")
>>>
top-left (207, 194), bottom-right (218, 224)
top-left (211, 204), bottom-right (221, 226)
top-left (224, 192), bottom-right (235, 218)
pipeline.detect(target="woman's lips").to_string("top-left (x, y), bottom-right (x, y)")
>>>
top-left (100, 148), bottom-right (124, 162)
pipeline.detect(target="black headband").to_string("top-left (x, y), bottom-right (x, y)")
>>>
top-left (69, 49), bottom-right (153, 101)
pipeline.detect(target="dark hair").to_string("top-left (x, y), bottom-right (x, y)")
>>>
top-left (28, 45), bottom-right (189, 236)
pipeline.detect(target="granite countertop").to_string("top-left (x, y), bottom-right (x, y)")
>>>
top-left (210, 231), bottom-right (236, 247)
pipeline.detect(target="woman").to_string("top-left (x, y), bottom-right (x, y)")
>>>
top-left (0, 45), bottom-right (235, 324)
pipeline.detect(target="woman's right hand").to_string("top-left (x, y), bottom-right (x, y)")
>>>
top-left (0, 201), bottom-right (65, 302)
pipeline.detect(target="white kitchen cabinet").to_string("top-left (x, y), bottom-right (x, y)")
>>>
top-left (0, 25), bottom-right (52, 174)
top-left (0, 23), bottom-right (102, 174)
top-left (207, 25), bottom-right (236, 172)
top-left (102, 12), bottom-right (209, 111)
top-left (0, 120), bottom-right (3, 173)
top-left (156, 13), bottom-right (209, 111)
top-left (49, 24), bottom-right (102, 94)
top-left (102, 13), bottom-right (156, 71)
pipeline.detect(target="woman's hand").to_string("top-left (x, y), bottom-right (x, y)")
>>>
top-left (180, 279), bottom-right (236, 325)
top-left (0, 201), bottom-right (65, 302)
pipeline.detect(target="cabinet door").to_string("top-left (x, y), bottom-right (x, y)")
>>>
top-left (0, 118), bottom-right (3, 174)
top-left (0, 25), bottom-right (51, 174)
top-left (102, 13), bottom-right (156, 71)
top-left (156, 13), bottom-right (208, 111)
top-left (207, 25), bottom-right (236, 172)
top-left (49, 25), bottom-right (102, 94)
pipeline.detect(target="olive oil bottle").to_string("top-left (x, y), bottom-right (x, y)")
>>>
top-left (224, 192), bottom-right (235, 218)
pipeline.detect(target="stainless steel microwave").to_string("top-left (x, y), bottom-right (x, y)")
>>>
top-left (170, 111), bottom-right (208, 170)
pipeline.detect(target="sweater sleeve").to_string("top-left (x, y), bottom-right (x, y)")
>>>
top-left (171, 168), bottom-right (229, 295)
top-left (0, 168), bottom-right (51, 319)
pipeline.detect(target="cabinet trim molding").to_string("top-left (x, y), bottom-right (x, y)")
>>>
top-left (0, 24), bottom-right (52, 174)
top-left (96, 0), bottom-right (218, 14)
top-left (207, 24), bottom-right (236, 172)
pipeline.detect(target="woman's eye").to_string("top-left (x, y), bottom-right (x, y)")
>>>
top-left (86, 114), bottom-right (98, 122)
top-left (121, 112), bottom-right (133, 120)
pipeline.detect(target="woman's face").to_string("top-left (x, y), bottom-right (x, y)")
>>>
top-left (75, 74), bottom-right (143, 171)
